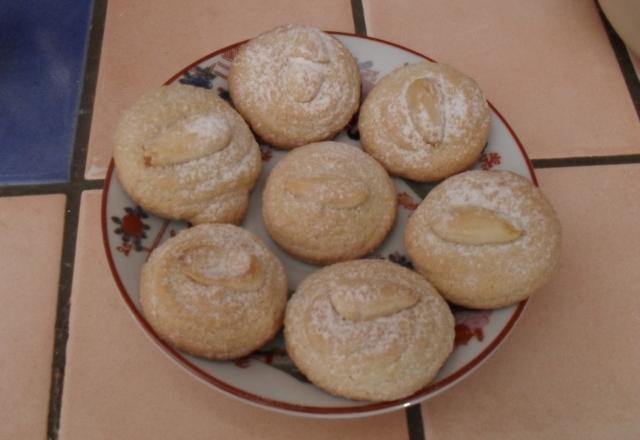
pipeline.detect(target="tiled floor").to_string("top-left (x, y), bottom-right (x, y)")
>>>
top-left (2, 1), bottom-right (640, 439)
top-left (84, 0), bottom-right (356, 179)
top-left (60, 191), bottom-right (407, 440)
top-left (0, 0), bottom-right (93, 184)
top-left (422, 165), bottom-right (640, 439)
top-left (363, 0), bottom-right (640, 159)
top-left (0, 195), bottom-right (66, 439)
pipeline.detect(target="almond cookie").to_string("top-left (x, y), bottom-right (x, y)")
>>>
top-left (359, 62), bottom-right (490, 182)
top-left (114, 84), bottom-right (261, 224)
top-left (228, 24), bottom-right (360, 149)
top-left (262, 141), bottom-right (397, 265)
top-left (140, 224), bottom-right (287, 360)
top-left (284, 259), bottom-right (455, 401)
top-left (405, 170), bottom-right (561, 309)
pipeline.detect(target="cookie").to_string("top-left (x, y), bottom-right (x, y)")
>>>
top-left (405, 170), bottom-right (561, 309)
top-left (262, 141), bottom-right (397, 264)
top-left (359, 62), bottom-right (490, 182)
top-left (284, 259), bottom-right (455, 401)
top-left (140, 224), bottom-right (288, 360)
top-left (228, 24), bottom-right (360, 149)
top-left (114, 84), bottom-right (261, 225)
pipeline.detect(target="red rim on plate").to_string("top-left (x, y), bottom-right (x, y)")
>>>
top-left (101, 32), bottom-right (534, 416)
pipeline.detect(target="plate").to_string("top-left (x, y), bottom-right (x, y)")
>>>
top-left (101, 32), bottom-right (535, 418)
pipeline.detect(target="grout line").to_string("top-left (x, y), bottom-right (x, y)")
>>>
top-left (596, 0), bottom-right (640, 120)
top-left (532, 154), bottom-right (640, 168)
top-left (406, 405), bottom-right (426, 440)
top-left (45, 0), bottom-right (108, 439)
top-left (46, 189), bottom-right (81, 440)
top-left (71, 0), bottom-right (109, 182)
top-left (350, 0), bottom-right (368, 36)
top-left (79, 179), bottom-right (107, 190)
top-left (3, 150), bottom-right (640, 199)
top-left (0, 180), bottom-right (105, 197)
top-left (0, 183), bottom-right (71, 197)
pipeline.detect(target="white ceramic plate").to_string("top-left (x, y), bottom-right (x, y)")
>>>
top-left (102, 33), bottom-right (536, 418)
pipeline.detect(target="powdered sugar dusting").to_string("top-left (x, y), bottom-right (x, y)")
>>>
top-left (147, 224), bottom-right (282, 318)
top-left (392, 69), bottom-right (476, 159)
top-left (229, 24), bottom-right (359, 143)
top-left (409, 170), bottom-right (560, 282)
top-left (288, 56), bottom-right (328, 72)
top-left (184, 114), bottom-right (229, 139)
top-left (263, 142), bottom-right (397, 260)
top-left (360, 62), bottom-right (490, 178)
top-left (308, 294), bottom-right (409, 358)
top-left (441, 173), bottom-right (529, 233)
top-left (114, 85), bottom-right (261, 224)
top-left (286, 260), bottom-right (455, 394)
top-left (183, 248), bottom-right (251, 278)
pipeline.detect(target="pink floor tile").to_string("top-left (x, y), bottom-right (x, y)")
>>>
top-left (85, 0), bottom-right (355, 179)
top-left (363, 0), bottom-right (640, 159)
top-left (59, 190), bottom-right (408, 440)
top-left (0, 194), bottom-right (66, 439)
top-left (421, 165), bottom-right (640, 439)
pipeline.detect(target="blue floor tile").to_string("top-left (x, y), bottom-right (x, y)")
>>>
top-left (0, 0), bottom-right (94, 184)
